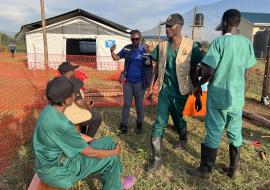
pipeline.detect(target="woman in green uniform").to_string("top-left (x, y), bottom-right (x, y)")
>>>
top-left (32, 76), bottom-right (135, 189)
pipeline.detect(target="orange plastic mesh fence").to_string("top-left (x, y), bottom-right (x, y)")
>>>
top-left (0, 53), bottom-right (157, 175)
top-left (0, 52), bottom-right (205, 175)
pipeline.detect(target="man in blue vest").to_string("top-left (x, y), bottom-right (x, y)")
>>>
top-left (110, 30), bottom-right (152, 135)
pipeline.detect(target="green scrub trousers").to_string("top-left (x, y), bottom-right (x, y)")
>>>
top-left (77, 136), bottom-right (122, 190)
top-left (204, 107), bottom-right (243, 149)
top-left (43, 137), bottom-right (123, 190)
top-left (201, 35), bottom-right (257, 149)
top-left (151, 92), bottom-right (189, 138)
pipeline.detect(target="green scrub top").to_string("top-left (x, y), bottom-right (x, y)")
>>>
top-left (152, 40), bottom-right (203, 97)
top-left (33, 105), bottom-right (88, 188)
top-left (202, 34), bottom-right (257, 110)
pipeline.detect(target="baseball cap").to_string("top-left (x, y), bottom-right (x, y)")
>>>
top-left (58, 61), bottom-right (79, 75)
top-left (215, 9), bottom-right (241, 31)
top-left (161, 13), bottom-right (184, 26)
top-left (69, 77), bottom-right (83, 91)
top-left (46, 76), bottom-right (75, 102)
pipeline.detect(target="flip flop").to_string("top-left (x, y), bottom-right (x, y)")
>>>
top-left (122, 176), bottom-right (136, 189)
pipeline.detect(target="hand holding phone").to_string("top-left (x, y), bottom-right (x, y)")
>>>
top-left (89, 101), bottom-right (94, 108)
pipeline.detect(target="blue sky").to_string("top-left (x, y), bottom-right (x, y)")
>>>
top-left (0, 0), bottom-right (221, 33)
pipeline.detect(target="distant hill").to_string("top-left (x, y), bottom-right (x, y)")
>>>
top-left (143, 0), bottom-right (270, 42)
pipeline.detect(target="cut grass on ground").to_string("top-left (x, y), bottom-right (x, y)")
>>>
top-left (1, 106), bottom-right (270, 190)
top-left (0, 59), bottom-right (269, 190)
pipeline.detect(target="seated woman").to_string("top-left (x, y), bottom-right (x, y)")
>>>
top-left (32, 76), bottom-right (135, 190)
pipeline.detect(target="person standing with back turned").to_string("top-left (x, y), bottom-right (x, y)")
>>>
top-left (186, 9), bottom-right (257, 179)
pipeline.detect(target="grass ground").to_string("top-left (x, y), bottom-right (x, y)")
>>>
top-left (0, 60), bottom-right (270, 190)
top-left (245, 59), bottom-right (265, 101)
top-left (1, 106), bottom-right (270, 190)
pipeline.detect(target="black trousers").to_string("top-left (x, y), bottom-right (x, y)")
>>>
top-left (80, 109), bottom-right (102, 137)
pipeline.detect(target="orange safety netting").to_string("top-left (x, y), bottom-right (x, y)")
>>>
top-left (0, 53), bottom-right (151, 175)
top-left (0, 53), bottom-right (206, 175)
top-left (0, 53), bottom-right (56, 174)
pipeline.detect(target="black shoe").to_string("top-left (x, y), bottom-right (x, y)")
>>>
top-left (135, 123), bottom-right (143, 134)
top-left (118, 124), bottom-right (127, 134)
top-left (147, 137), bottom-right (162, 172)
top-left (186, 144), bottom-right (217, 179)
top-left (226, 145), bottom-right (240, 178)
top-left (173, 127), bottom-right (188, 150)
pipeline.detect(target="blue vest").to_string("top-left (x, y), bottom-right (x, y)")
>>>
top-left (122, 44), bottom-right (153, 89)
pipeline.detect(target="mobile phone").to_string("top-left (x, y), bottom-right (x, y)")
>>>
top-left (89, 101), bottom-right (94, 107)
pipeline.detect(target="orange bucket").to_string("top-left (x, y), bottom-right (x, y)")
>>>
top-left (183, 92), bottom-right (207, 116)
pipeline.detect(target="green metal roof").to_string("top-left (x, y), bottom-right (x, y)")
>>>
top-left (241, 12), bottom-right (270, 24)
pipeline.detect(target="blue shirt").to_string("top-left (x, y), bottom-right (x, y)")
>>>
top-left (117, 45), bottom-right (144, 83)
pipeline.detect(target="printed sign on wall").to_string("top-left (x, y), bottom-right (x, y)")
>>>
top-left (105, 40), bottom-right (116, 48)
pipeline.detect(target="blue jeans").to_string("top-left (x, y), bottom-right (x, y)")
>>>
top-left (120, 82), bottom-right (145, 126)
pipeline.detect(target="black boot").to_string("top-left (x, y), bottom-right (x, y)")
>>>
top-left (147, 137), bottom-right (162, 172)
top-left (80, 125), bottom-right (88, 134)
top-left (173, 127), bottom-right (188, 149)
top-left (186, 144), bottom-right (217, 179)
top-left (118, 124), bottom-right (127, 134)
top-left (226, 145), bottom-right (240, 178)
top-left (135, 122), bottom-right (143, 134)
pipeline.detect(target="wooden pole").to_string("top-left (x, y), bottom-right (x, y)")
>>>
top-left (158, 21), bottom-right (161, 42)
top-left (191, 0), bottom-right (197, 40)
top-left (40, 0), bottom-right (49, 69)
top-left (261, 31), bottom-right (270, 105)
top-left (243, 110), bottom-right (270, 128)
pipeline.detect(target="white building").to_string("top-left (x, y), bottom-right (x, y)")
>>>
top-left (19, 9), bottom-right (131, 70)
